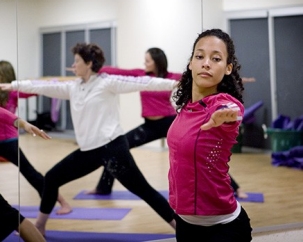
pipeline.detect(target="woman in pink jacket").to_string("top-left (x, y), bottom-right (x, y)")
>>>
top-left (0, 60), bottom-right (71, 214)
top-left (87, 47), bottom-right (181, 195)
top-left (0, 107), bottom-right (48, 242)
top-left (167, 29), bottom-right (252, 241)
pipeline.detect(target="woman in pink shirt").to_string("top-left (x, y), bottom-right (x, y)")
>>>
top-left (167, 29), bottom-right (252, 241)
top-left (0, 60), bottom-right (71, 214)
top-left (87, 47), bottom-right (181, 195)
top-left (0, 107), bottom-right (48, 242)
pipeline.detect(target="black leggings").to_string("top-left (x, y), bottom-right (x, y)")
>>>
top-left (125, 116), bottom-right (176, 148)
top-left (96, 115), bottom-right (176, 193)
top-left (0, 139), bottom-right (44, 197)
top-left (0, 194), bottom-right (25, 241)
top-left (40, 135), bottom-right (175, 223)
top-left (175, 207), bottom-right (252, 242)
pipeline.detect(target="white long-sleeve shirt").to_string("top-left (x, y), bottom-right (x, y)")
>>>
top-left (11, 73), bottom-right (175, 151)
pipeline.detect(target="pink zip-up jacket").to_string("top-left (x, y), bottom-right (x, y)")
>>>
top-left (99, 66), bottom-right (181, 117)
top-left (167, 93), bottom-right (244, 216)
top-left (0, 107), bottom-right (18, 141)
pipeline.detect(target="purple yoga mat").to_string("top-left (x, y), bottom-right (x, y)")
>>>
top-left (237, 192), bottom-right (264, 203)
top-left (12, 205), bottom-right (131, 220)
top-left (74, 190), bottom-right (264, 203)
top-left (74, 190), bottom-right (169, 200)
top-left (5, 230), bottom-right (175, 242)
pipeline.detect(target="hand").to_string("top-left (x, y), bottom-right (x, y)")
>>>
top-left (201, 108), bottom-right (241, 130)
top-left (0, 83), bottom-right (13, 91)
top-left (242, 77), bottom-right (256, 83)
top-left (18, 119), bottom-right (52, 140)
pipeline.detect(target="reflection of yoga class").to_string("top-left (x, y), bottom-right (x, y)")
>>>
top-left (1, 1), bottom-right (303, 242)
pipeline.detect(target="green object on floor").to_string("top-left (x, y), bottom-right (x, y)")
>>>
top-left (266, 128), bottom-right (303, 152)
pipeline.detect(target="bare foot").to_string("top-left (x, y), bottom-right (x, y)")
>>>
top-left (56, 204), bottom-right (72, 215)
top-left (236, 189), bottom-right (248, 199)
top-left (56, 194), bottom-right (72, 215)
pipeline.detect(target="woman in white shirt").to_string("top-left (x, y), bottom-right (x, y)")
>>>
top-left (0, 43), bottom-right (177, 236)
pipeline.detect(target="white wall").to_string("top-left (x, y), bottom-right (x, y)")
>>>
top-left (1, 0), bottom-right (300, 147)
top-left (0, 1), bottom-right (18, 74)
top-left (115, 0), bottom-right (204, 144)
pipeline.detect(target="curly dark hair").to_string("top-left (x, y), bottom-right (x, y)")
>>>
top-left (72, 43), bottom-right (105, 72)
top-left (145, 47), bottom-right (168, 78)
top-left (173, 29), bottom-right (244, 112)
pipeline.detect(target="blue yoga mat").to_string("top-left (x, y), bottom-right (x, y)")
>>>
top-left (74, 190), bottom-right (264, 203)
top-left (5, 230), bottom-right (175, 242)
top-left (12, 205), bottom-right (131, 220)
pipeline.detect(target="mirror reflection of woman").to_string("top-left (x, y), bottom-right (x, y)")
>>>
top-left (0, 60), bottom-right (72, 215)
top-left (0, 106), bottom-right (49, 242)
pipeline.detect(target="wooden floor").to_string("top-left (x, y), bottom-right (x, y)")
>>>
top-left (1, 133), bottom-right (303, 239)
